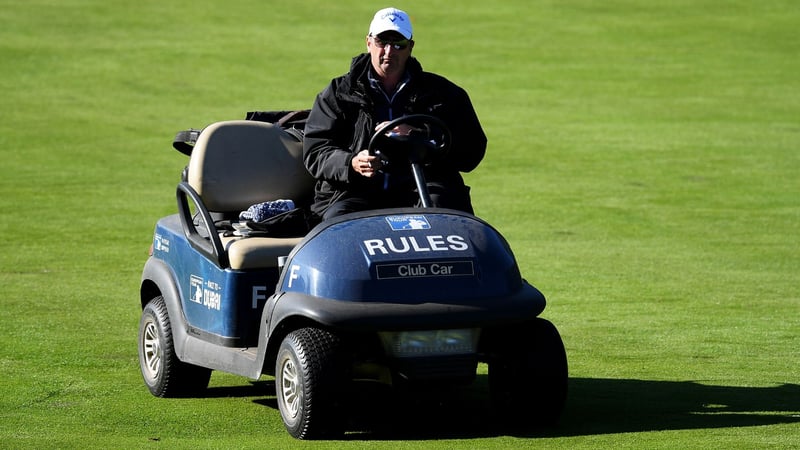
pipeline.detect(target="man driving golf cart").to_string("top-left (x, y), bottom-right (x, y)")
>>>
top-left (303, 7), bottom-right (487, 220)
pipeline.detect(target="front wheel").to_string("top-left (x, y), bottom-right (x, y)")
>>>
top-left (275, 327), bottom-right (347, 439)
top-left (488, 318), bottom-right (568, 428)
top-left (138, 296), bottom-right (211, 397)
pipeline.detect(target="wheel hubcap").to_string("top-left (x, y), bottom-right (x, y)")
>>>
top-left (142, 321), bottom-right (161, 379)
top-left (279, 358), bottom-right (301, 419)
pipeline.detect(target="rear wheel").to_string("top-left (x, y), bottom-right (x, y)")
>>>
top-left (275, 327), bottom-right (347, 439)
top-left (488, 318), bottom-right (568, 427)
top-left (138, 296), bottom-right (211, 397)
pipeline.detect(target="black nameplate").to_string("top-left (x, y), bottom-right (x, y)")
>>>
top-left (376, 261), bottom-right (474, 280)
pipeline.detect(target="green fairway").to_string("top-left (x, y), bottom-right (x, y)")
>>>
top-left (1, 0), bottom-right (798, 448)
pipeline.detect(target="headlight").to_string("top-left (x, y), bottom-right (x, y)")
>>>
top-left (380, 329), bottom-right (479, 357)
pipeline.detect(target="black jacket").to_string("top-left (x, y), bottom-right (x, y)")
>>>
top-left (303, 53), bottom-right (487, 215)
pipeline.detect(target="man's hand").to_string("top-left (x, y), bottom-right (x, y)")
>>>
top-left (375, 122), bottom-right (420, 136)
top-left (352, 149), bottom-right (382, 177)
top-left (353, 122), bottom-right (424, 177)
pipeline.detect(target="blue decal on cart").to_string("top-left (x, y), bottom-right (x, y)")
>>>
top-left (386, 215), bottom-right (430, 231)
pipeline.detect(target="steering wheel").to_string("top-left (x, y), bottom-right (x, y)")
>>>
top-left (366, 115), bottom-right (452, 208)
top-left (367, 114), bottom-right (452, 168)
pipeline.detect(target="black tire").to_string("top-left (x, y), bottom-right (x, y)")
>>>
top-left (275, 327), bottom-right (347, 439)
top-left (138, 296), bottom-right (212, 397)
top-left (488, 318), bottom-right (568, 427)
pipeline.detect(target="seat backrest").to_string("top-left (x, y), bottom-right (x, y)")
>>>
top-left (187, 120), bottom-right (315, 213)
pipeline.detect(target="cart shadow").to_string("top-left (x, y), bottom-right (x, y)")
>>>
top-left (205, 377), bottom-right (800, 440)
top-left (555, 378), bottom-right (800, 438)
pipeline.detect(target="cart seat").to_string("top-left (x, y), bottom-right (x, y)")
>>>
top-left (221, 235), bottom-right (304, 270)
top-left (185, 120), bottom-right (315, 269)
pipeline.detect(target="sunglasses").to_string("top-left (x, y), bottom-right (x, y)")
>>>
top-left (371, 35), bottom-right (411, 50)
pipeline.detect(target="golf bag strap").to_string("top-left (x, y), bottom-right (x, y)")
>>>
top-left (171, 109), bottom-right (310, 156)
top-left (172, 129), bottom-right (202, 156)
top-left (276, 109), bottom-right (310, 127)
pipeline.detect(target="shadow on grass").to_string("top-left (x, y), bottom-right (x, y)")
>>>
top-left (202, 377), bottom-right (800, 440)
top-left (558, 378), bottom-right (800, 437)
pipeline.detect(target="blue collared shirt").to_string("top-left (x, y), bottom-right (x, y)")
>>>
top-left (367, 67), bottom-right (411, 123)
top-left (367, 68), bottom-right (412, 190)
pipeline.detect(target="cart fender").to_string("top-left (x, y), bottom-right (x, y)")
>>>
top-left (141, 256), bottom-right (192, 361)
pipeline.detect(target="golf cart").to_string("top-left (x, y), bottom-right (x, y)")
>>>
top-left (137, 113), bottom-right (568, 439)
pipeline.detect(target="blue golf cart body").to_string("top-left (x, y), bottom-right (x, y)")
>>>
top-left (138, 116), bottom-right (567, 439)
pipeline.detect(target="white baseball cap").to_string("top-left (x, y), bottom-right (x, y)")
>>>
top-left (368, 7), bottom-right (413, 40)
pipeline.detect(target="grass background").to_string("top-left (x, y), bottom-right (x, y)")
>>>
top-left (1, 0), bottom-right (798, 448)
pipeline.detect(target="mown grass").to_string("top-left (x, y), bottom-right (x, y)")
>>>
top-left (1, 0), bottom-right (798, 448)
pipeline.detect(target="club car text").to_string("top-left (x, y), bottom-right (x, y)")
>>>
top-left (376, 261), bottom-right (474, 279)
top-left (363, 235), bottom-right (469, 256)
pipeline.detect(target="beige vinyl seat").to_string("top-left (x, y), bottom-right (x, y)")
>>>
top-left (181, 120), bottom-right (315, 270)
